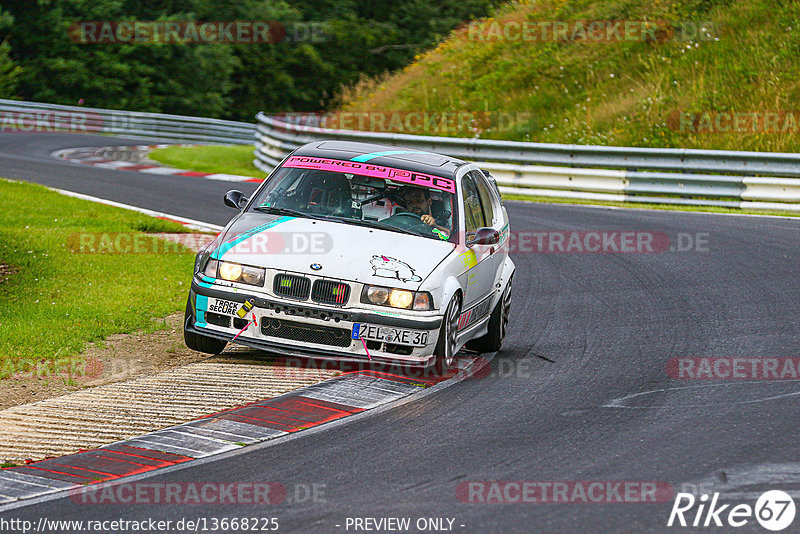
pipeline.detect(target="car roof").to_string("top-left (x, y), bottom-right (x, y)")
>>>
top-left (291, 140), bottom-right (469, 178)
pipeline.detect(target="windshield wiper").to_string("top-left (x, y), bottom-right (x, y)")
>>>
top-left (252, 206), bottom-right (326, 220)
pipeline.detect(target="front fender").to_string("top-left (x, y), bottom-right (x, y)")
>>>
top-left (500, 256), bottom-right (516, 287)
top-left (439, 275), bottom-right (464, 312)
top-left (489, 256), bottom-right (516, 310)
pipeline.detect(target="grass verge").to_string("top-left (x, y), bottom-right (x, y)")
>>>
top-left (148, 145), bottom-right (265, 179)
top-left (0, 179), bottom-right (196, 378)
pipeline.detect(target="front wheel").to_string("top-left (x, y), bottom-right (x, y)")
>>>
top-left (183, 296), bottom-right (228, 354)
top-left (433, 294), bottom-right (461, 374)
top-left (467, 277), bottom-right (512, 353)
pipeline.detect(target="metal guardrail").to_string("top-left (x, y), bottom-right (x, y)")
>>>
top-left (254, 113), bottom-right (800, 211)
top-left (0, 99), bottom-right (255, 144)
top-left (4, 99), bottom-right (795, 211)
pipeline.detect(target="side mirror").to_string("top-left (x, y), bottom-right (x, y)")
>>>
top-left (224, 190), bottom-right (248, 211)
top-left (466, 227), bottom-right (500, 247)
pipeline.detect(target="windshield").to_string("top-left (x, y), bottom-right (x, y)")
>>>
top-left (248, 156), bottom-right (457, 242)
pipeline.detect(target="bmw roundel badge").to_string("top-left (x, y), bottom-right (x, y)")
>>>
top-left (310, 263), bottom-right (322, 271)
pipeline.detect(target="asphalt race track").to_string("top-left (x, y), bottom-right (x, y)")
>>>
top-left (0, 133), bottom-right (254, 225)
top-left (2, 133), bottom-right (800, 532)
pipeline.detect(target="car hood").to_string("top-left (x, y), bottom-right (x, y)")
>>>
top-left (212, 213), bottom-right (455, 289)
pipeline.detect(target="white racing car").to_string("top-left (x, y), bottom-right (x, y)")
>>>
top-left (184, 141), bottom-right (514, 373)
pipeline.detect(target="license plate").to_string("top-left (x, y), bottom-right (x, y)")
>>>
top-left (354, 324), bottom-right (429, 347)
top-left (206, 298), bottom-right (240, 317)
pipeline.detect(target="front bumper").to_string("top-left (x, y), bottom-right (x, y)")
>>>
top-left (188, 277), bottom-right (443, 365)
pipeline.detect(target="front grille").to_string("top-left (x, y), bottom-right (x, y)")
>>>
top-left (261, 318), bottom-right (351, 348)
top-left (311, 280), bottom-right (351, 306)
top-left (273, 273), bottom-right (311, 300)
top-left (206, 312), bottom-right (230, 328)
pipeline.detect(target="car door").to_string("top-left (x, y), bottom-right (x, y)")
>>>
top-left (458, 172), bottom-right (498, 318)
top-left (470, 170), bottom-right (508, 290)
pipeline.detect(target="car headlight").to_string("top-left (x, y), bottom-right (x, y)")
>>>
top-left (204, 259), bottom-right (265, 287)
top-left (389, 289), bottom-right (413, 309)
top-left (219, 261), bottom-right (243, 281)
top-left (361, 285), bottom-right (433, 311)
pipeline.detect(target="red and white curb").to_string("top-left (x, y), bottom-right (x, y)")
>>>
top-left (52, 145), bottom-right (264, 184)
top-left (0, 358), bottom-right (488, 508)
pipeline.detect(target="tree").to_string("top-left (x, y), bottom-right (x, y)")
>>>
top-left (0, 8), bottom-right (21, 98)
top-left (2, 0), bottom-right (502, 118)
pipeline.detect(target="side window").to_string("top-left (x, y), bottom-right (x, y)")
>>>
top-left (470, 171), bottom-right (496, 227)
top-left (461, 175), bottom-right (485, 233)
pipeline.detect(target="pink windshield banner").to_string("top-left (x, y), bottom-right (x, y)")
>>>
top-left (282, 156), bottom-right (457, 193)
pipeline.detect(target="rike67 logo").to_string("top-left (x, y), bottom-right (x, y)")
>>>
top-left (668, 490), bottom-right (796, 531)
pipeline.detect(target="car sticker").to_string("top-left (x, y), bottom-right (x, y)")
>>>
top-left (432, 228), bottom-right (449, 240)
top-left (457, 309), bottom-right (472, 330)
top-left (460, 250), bottom-right (478, 286)
top-left (499, 223), bottom-right (510, 247)
top-left (370, 255), bottom-right (422, 283)
top-left (458, 294), bottom-right (493, 330)
top-left (283, 156), bottom-right (456, 193)
top-left (195, 294), bottom-right (209, 327)
top-left (372, 309), bottom-right (402, 318)
top-left (461, 249), bottom-right (478, 270)
top-left (350, 150), bottom-right (436, 163)
top-left (196, 275), bottom-right (215, 289)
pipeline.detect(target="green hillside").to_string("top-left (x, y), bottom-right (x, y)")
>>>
top-left (340, 0), bottom-right (800, 153)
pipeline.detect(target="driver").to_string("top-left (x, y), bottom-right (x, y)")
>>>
top-left (397, 186), bottom-right (450, 236)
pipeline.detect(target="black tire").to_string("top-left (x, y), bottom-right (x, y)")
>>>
top-left (433, 294), bottom-right (461, 375)
top-left (183, 297), bottom-right (228, 354)
top-left (467, 277), bottom-right (512, 353)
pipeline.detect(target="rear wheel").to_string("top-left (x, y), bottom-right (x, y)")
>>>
top-left (433, 294), bottom-right (461, 374)
top-left (467, 277), bottom-right (512, 353)
top-left (183, 297), bottom-right (228, 354)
